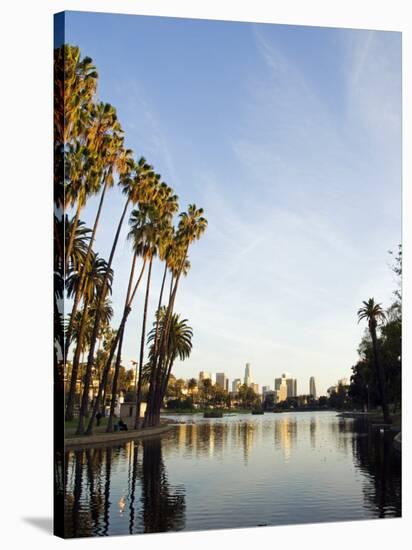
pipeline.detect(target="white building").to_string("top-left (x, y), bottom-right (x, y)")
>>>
top-left (309, 376), bottom-right (317, 399)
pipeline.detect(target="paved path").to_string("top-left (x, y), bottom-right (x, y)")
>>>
top-left (64, 424), bottom-right (173, 449)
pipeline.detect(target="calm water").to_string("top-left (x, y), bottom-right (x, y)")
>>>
top-left (61, 411), bottom-right (401, 537)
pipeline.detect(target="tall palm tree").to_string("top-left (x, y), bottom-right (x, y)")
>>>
top-left (84, 163), bottom-right (161, 435)
top-left (357, 298), bottom-right (390, 423)
top-left (76, 158), bottom-right (156, 434)
top-left (132, 185), bottom-right (179, 428)
top-left (145, 205), bottom-right (207, 427)
top-left (105, 179), bottom-right (165, 431)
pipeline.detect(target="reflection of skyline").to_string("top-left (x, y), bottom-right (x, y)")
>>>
top-left (274, 417), bottom-right (297, 461)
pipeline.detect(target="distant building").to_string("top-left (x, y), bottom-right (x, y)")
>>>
top-left (309, 376), bottom-right (317, 399)
top-left (262, 385), bottom-right (271, 395)
top-left (251, 383), bottom-right (259, 394)
top-left (328, 378), bottom-right (349, 395)
top-left (244, 363), bottom-right (252, 386)
top-left (225, 378), bottom-right (229, 392)
top-left (232, 378), bottom-right (241, 392)
top-left (277, 378), bottom-right (288, 402)
top-left (275, 373), bottom-right (297, 399)
top-left (216, 372), bottom-right (226, 389)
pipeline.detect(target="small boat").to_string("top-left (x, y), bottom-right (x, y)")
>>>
top-left (203, 411), bottom-right (223, 418)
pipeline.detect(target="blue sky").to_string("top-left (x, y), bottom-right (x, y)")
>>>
top-left (63, 12), bottom-right (401, 396)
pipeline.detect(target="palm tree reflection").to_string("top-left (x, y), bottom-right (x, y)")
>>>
top-left (140, 438), bottom-right (186, 533)
top-left (351, 420), bottom-right (401, 517)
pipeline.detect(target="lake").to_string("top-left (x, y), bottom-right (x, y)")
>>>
top-left (62, 411), bottom-right (401, 537)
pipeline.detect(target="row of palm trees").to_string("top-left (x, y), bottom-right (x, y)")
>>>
top-left (54, 44), bottom-right (207, 435)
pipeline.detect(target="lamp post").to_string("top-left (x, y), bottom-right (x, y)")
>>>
top-left (366, 384), bottom-right (370, 413)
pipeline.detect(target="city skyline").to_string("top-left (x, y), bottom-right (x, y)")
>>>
top-left (190, 366), bottom-right (329, 397)
top-left (65, 13), bottom-right (401, 398)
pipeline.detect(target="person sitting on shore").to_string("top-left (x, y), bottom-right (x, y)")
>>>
top-left (118, 419), bottom-right (128, 431)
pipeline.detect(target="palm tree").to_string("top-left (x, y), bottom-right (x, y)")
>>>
top-left (128, 185), bottom-right (178, 428)
top-left (145, 205), bottom-right (207, 427)
top-left (357, 298), bottom-right (390, 423)
top-left (129, 194), bottom-right (178, 429)
top-left (64, 142), bottom-right (102, 272)
top-left (76, 158), bottom-right (156, 434)
top-left (145, 309), bottom-right (193, 420)
top-left (65, 254), bottom-right (113, 421)
top-left (64, 111), bottom-right (132, 360)
top-left (54, 44), bottom-right (98, 145)
top-left (64, 215), bottom-right (91, 277)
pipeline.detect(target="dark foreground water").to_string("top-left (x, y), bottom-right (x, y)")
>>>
top-left (61, 411), bottom-right (401, 537)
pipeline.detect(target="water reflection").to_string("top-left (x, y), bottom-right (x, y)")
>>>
top-left (64, 439), bottom-right (186, 537)
top-left (352, 420), bottom-right (401, 518)
top-left (63, 413), bottom-right (401, 537)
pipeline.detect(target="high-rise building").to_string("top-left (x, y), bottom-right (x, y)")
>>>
top-left (309, 376), bottom-right (317, 398)
top-left (232, 378), bottom-right (241, 392)
top-left (277, 378), bottom-right (288, 402)
top-left (244, 363), bottom-right (252, 386)
top-left (275, 373), bottom-right (297, 399)
top-left (216, 372), bottom-right (226, 389)
top-left (262, 385), bottom-right (271, 395)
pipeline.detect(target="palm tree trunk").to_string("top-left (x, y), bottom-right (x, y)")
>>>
top-left (146, 248), bottom-right (187, 427)
top-left (370, 325), bottom-right (390, 423)
top-left (143, 262), bottom-right (168, 428)
top-left (86, 310), bottom-right (130, 435)
top-left (169, 273), bottom-right (174, 301)
top-left (86, 258), bottom-right (147, 435)
top-left (77, 197), bottom-right (131, 435)
top-left (106, 329), bottom-right (125, 432)
top-left (65, 295), bottom-right (89, 421)
top-left (134, 256), bottom-right (153, 429)
top-left (65, 201), bottom-right (82, 274)
top-left (152, 357), bottom-right (174, 425)
top-left (106, 252), bottom-right (137, 432)
top-left (65, 176), bottom-right (110, 361)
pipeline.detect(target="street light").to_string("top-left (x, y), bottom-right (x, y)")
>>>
top-left (131, 360), bottom-right (138, 392)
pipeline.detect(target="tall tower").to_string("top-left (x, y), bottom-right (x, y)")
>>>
top-left (309, 376), bottom-right (316, 399)
top-left (244, 363), bottom-right (252, 386)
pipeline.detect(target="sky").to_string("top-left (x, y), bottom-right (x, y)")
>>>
top-left (62, 11), bottom-right (401, 396)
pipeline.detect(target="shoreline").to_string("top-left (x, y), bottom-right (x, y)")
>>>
top-left (64, 424), bottom-right (174, 449)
